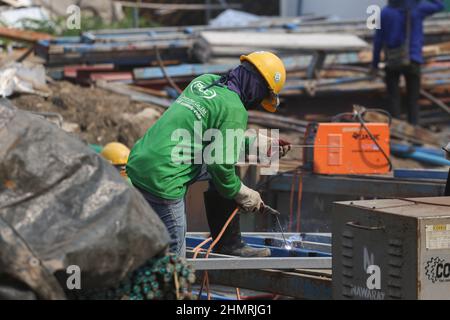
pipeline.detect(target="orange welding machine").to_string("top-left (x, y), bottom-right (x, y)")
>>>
top-left (303, 122), bottom-right (391, 175)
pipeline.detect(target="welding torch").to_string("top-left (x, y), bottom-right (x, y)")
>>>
top-left (260, 204), bottom-right (290, 249)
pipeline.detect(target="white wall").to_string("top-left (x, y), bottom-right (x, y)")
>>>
top-left (281, 0), bottom-right (388, 20)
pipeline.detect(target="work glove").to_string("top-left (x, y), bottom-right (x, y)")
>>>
top-left (444, 143), bottom-right (450, 160)
top-left (234, 183), bottom-right (264, 213)
top-left (258, 133), bottom-right (292, 159)
top-left (278, 139), bottom-right (292, 158)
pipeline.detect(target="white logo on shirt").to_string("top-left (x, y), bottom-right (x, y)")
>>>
top-left (191, 81), bottom-right (217, 99)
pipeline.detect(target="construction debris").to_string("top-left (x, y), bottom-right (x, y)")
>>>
top-left (0, 62), bottom-right (49, 97)
top-left (0, 1), bottom-right (449, 302)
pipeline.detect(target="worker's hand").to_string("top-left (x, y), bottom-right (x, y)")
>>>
top-left (259, 133), bottom-right (292, 159)
top-left (234, 184), bottom-right (264, 213)
top-left (444, 143), bottom-right (450, 160)
top-left (278, 139), bottom-right (292, 158)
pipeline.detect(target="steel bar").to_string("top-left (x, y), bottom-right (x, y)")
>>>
top-left (187, 257), bottom-right (331, 270)
top-left (420, 89), bottom-right (450, 115)
top-left (203, 269), bottom-right (332, 300)
top-left (268, 173), bottom-right (446, 198)
top-left (187, 232), bottom-right (331, 242)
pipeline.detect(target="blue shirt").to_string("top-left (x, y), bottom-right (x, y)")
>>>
top-left (373, 0), bottom-right (445, 68)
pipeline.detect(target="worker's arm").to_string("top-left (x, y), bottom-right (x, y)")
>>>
top-left (418, 0), bottom-right (445, 17)
top-left (206, 121), bottom-right (267, 212)
top-left (206, 121), bottom-right (247, 199)
top-left (372, 27), bottom-right (383, 69)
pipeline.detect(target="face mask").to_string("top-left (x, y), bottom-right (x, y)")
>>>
top-left (225, 64), bottom-right (269, 109)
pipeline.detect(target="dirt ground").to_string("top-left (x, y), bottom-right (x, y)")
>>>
top-left (11, 81), bottom-right (163, 148)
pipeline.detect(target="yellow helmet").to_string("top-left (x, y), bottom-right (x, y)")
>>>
top-left (240, 51), bottom-right (286, 113)
top-left (100, 142), bottom-right (130, 166)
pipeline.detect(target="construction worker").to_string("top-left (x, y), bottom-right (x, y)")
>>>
top-left (372, 0), bottom-right (445, 125)
top-left (127, 52), bottom-right (290, 257)
top-left (100, 142), bottom-right (130, 179)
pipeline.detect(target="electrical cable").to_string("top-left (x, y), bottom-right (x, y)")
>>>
top-left (197, 208), bottom-right (240, 300)
top-left (354, 106), bottom-right (394, 171)
top-left (154, 46), bottom-right (183, 95)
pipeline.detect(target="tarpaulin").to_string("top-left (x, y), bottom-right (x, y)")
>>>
top-left (0, 99), bottom-right (170, 299)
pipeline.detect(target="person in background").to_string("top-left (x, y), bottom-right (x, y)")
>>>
top-left (372, 0), bottom-right (445, 125)
top-left (100, 142), bottom-right (131, 179)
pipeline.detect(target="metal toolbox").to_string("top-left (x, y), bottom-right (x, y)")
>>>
top-left (332, 197), bottom-right (450, 300)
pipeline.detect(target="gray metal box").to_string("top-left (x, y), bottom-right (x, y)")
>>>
top-left (332, 197), bottom-right (450, 300)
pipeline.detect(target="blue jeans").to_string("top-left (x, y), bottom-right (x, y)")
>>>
top-left (136, 167), bottom-right (210, 257)
top-left (137, 188), bottom-right (187, 257)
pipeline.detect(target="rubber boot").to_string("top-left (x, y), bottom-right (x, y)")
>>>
top-left (203, 184), bottom-right (271, 257)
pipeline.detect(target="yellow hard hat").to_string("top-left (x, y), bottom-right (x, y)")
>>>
top-left (100, 142), bottom-right (130, 166)
top-left (240, 51), bottom-right (286, 113)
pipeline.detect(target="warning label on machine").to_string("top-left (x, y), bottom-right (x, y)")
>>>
top-left (426, 225), bottom-right (450, 250)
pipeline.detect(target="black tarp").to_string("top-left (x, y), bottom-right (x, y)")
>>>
top-left (0, 99), bottom-right (170, 299)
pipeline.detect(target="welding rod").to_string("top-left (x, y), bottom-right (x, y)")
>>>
top-left (289, 145), bottom-right (343, 149)
top-left (275, 215), bottom-right (290, 248)
top-left (262, 205), bottom-right (290, 248)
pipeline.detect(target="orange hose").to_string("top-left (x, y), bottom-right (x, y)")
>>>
top-left (205, 208), bottom-right (239, 258)
top-left (288, 172), bottom-right (297, 232)
top-left (198, 207), bottom-right (240, 300)
top-left (296, 173), bottom-right (304, 233)
top-left (193, 237), bottom-right (212, 259)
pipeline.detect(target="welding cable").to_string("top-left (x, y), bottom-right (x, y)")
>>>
top-left (192, 237), bottom-right (211, 299)
top-left (192, 237), bottom-right (212, 259)
top-left (288, 171), bottom-right (297, 232)
top-left (197, 207), bottom-right (240, 300)
top-left (296, 172), bottom-right (304, 233)
top-left (235, 288), bottom-right (241, 300)
top-left (154, 46), bottom-right (183, 95)
top-left (354, 108), bottom-right (393, 171)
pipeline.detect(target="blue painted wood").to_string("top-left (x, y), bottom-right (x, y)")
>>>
top-left (134, 63), bottom-right (235, 80)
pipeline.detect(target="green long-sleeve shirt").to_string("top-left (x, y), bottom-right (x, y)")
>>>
top-left (126, 74), bottom-right (248, 200)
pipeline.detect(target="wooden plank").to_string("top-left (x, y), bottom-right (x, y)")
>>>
top-left (0, 27), bottom-right (53, 43)
top-left (364, 111), bottom-right (443, 146)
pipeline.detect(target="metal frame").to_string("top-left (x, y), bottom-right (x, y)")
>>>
top-left (186, 232), bottom-right (332, 255)
top-left (267, 173), bottom-right (446, 198)
top-left (202, 269), bottom-right (332, 300)
top-left (187, 257), bottom-right (331, 271)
